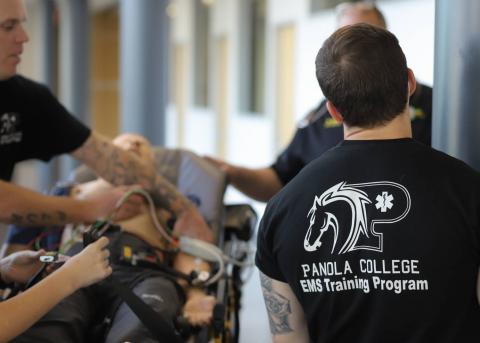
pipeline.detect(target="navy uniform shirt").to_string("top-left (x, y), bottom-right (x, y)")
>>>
top-left (272, 83), bottom-right (432, 185)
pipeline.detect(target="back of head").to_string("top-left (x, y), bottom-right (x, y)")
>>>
top-left (315, 23), bottom-right (408, 128)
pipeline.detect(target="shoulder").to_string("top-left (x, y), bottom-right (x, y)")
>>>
top-left (297, 100), bottom-right (335, 129)
top-left (410, 82), bottom-right (433, 117)
top-left (414, 142), bottom-right (480, 181)
top-left (12, 75), bottom-right (48, 90)
top-left (10, 75), bottom-right (53, 99)
top-left (431, 148), bottom-right (477, 173)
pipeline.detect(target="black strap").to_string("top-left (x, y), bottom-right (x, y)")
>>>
top-left (108, 274), bottom-right (183, 343)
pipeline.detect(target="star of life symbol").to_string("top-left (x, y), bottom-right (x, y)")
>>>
top-left (375, 192), bottom-right (394, 212)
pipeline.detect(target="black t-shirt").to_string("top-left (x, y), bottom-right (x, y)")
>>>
top-left (272, 83), bottom-right (433, 185)
top-left (257, 139), bottom-right (480, 342)
top-left (0, 75), bottom-right (91, 180)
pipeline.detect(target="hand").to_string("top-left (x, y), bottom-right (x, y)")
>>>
top-left (173, 208), bottom-right (213, 243)
top-left (0, 249), bottom-right (45, 284)
top-left (61, 237), bottom-right (112, 289)
top-left (85, 185), bottom-right (144, 222)
top-left (183, 292), bottom-right (216, 326)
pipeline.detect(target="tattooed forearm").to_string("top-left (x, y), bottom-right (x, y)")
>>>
top-left (74, 133), bottom-right (192, 215)
top-left (10, 211), bottom-right (68, 226)
top-left (260, 273), bottom-right (293, 335)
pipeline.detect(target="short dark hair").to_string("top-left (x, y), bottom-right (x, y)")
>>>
top-left (315, 23), bottom-right (408, 128)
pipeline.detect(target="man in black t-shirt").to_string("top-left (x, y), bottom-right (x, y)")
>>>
top-left (0, 1), bottom-right (211, 339)
top-left (205, 2), bottom-right (433, 202)
top-left (256, 24), bottom-right (480, 343)
top-left (0, 0), bottom-right (212, 248)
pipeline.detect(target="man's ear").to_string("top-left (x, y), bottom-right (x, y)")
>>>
top-left (407, 68), bottom-right (416, 97)
top-left (326, 101), bottom-right (344, 123)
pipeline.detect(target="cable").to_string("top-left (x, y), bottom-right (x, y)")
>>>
top-left (113, 188), bottom-right (178, 246)
top-left (111, 188), bottom-right (252, 286)
top-left (178, 236), bottom-right (225, 286)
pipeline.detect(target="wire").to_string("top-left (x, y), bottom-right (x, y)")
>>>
top-left (111, 188), bottom-right (251, 286)
top-left (112, 188), bottom-right (178, 246)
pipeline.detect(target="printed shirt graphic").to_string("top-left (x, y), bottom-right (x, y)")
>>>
top-left (0, 75), bottom-right (91, 180)
top-left (0, 112), bottom-right (23, 145)
top-left (299, 180), bottom-right (426, 298)
top-left (304, 181), bottom-right (410, 254)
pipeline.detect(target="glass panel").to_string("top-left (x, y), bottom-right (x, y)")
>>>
top-left (238, 0), bottom-right (266, 114)
top-left (193, 0), bottom-right (210, 107)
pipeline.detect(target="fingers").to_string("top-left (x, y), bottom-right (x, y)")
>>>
top-left (185, 312), bottom-right (213, 327)
top-left (94, 236), bottom-right (110, 249)
top-left (102, 248), bottom-right (110, 260)
top-left (105, 265), bottom-right (113, 277)
top-left (183, 296), bottom-right (216, 327)
top-left (35, 249), bottom-right (46, 257)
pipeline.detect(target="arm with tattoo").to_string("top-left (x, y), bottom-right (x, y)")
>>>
top-left (72, 132), bottom-right (213, 242)
top-left (259, 272), bottom-right (309, 343)
top-left (0, 180), bottom-right (129, 226)
top-left (72, 132), bottom-right (191, 214)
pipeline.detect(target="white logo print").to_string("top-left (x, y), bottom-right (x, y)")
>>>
top-left (0, 112), bottom-right (22, 145)
top-left (304, 181), bottom-right (410, 254)
top-left (375, 192), bottom-right (394, 212)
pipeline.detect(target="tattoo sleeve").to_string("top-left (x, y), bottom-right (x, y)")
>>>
top-left (260, 273), bottom-right (293, 335)
top-left (73, 133), bottom-right (191, 214)
top-left (10, 211), bottom-right (68, 226)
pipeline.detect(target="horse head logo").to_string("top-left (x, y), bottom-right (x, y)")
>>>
top-left (304, 181), bottom-right (411, 254)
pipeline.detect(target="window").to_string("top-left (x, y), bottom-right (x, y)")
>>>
top-left (193, 0), bottom-right (210, 107)
top-left (238, 0), bottom-right (266, 114)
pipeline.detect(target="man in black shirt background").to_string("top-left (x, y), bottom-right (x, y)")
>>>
top-left (206, 1), bottom-right (432, 202)
top-left (256, 23), bottom-right (480, 342)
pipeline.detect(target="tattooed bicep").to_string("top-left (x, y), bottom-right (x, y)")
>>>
top-left (260, 272), bottom-right (294, 335)
top-left (259, 272), bottom-right (309, 342)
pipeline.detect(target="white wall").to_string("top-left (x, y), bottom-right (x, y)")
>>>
top-left (381, 0), bottom-right (435, 86)
top-left (171, 0), bottom-right (435, 183)
top-left (295, 0), bottom-right (435, 122)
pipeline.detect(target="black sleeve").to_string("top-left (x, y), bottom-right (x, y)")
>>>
top-left (23, 79), bottom-right (91, 162)
top-left (255, 200), bottom-right (286, 281)
top-left (271, 101), bottom-right (329, 186)
top-left (271, 131), bottom-right (306, 186)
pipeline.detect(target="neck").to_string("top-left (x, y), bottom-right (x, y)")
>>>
top-left (343, 108), bottom-right (412, 140)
